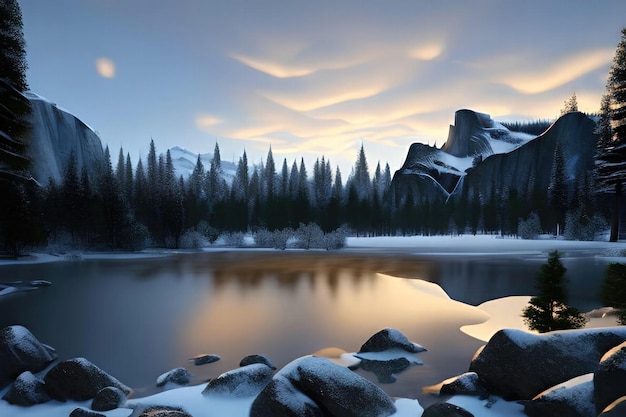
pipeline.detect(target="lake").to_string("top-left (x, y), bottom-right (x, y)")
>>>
top-left (0, 247), bottom-right (614, 407)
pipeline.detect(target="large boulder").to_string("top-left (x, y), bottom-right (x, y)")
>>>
top-left (202, 363), bottom-right (274, 398)
top-left (250, 377), bottom-right (324, 417)
top-left (43, 357), bottom-right (131, 401)
top-left (131, 405), bottom-right (193, 417)
top-left (240, 354), bottom-right (276, 369)
top-left (0, 325), bottom-right (57, 387)
top-left (594, 341), bottom-right (626, 413)
top-left (469, 328), bottom-right (626, 400)
top-left (91, 386), bottom-right (127, 411)
top-left (358, 328), bottom-right (426, 354)
top-left (251, 357), bottom-right (396, 417)
top-left (1, 370), bottom-right (50, 406)
top-left (439, 372), bottom-right (489, 398)
top-left (524, 375), bottom-right (596, 417)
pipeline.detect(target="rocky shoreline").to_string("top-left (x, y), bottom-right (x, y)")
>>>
top-left (2, 324), bottom-right (626, 416)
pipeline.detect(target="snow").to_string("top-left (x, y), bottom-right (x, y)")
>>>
top-left (460, 296), bottom-right (533, 342)
top-left (447, 395), bottom-right (527, 416)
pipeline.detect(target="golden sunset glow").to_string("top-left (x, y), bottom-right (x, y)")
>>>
top-left (95, 57), bottom-right (116, 79)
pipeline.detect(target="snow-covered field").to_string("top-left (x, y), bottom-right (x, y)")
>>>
top-left (1, 235), bottom-right (624, 417)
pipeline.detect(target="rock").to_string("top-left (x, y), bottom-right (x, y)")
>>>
top-left (132, 405), bottom-right (192, 417)
top-left (43, 357), bottom-right (131, 401)
top-left (156, 367), bottom-right (191, 388)
top-left (189, 354), bottom-right (220, 366)
top-left (250, 377), bottom-right (324, 417)
top-left (356, 357), bottom-right (411, 383)
top-left (468, 328), bottom-right (626, 400)
top-left (69, 408), bottom-right (106, 417)
top-left (422, 402), bottom-right (474, 417)
top-left (594, 341), bottom-right (626, 413)
top-left (1, 370), bottom-right (50, 406)
top-left (358, 328), bottom-right (426, 354)
top-left (524, 375), bottom-right (595, 417)
top-left (202, 363), bottom-right (274, 398)
top-left (91, 386), bottom-right (127, 411)
top-left (251, 357), bottom-right (396, 417)
top-left (240, 354), bottom-right (276, 369)
top-left (0, 325), bottom-right (57, 387)
top-left (600, 396), bottom-right (626, 416)
top-left (439, 372), bottom-right (489, 398)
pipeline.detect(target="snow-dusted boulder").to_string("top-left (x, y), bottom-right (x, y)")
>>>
top-left (43, 357), bottom-right (131, 401)
top-left (240, 353), bottom-right (276, 369)
top-left (439, 372), bottom-right (489, 398)
top-left (250, 377), bottom-right (323, 417)
top-left (132, 405), bottom-right (193, 417)
top-left (422, 402), bottom-right (474, 417)
top-left (468, 328), bottom-right (626, 400)
top-left (90, 386), bottom-right (127, 411)
top-left (156, 367), bottom-right (191, 388)
top-left (0, 325), bottom-right (57, 387)
top-left (251, 357), bottom-right (396, 417)
top-left (1, 370), bottom-right (50, 406)
top-left (202, 363), bottom-right (274, 398)
top-left (524, 375), bottom-right (595, 417)
top-left (358, 328), bottom-right (426, 354)
top-left (594, 341), bottom-right (626, 413)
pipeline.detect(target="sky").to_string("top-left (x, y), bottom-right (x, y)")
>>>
top-left (19, 0), bottom-right (626, 177)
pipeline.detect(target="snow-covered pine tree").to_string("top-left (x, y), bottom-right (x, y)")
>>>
top-left (596, 28), bottom-right (626, 242)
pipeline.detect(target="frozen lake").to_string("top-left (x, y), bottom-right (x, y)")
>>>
top-left (0, 241), bottom-right (617, 407)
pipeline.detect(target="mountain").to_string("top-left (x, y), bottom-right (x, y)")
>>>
top-left (168, 146), bottom-right (236, 184)
top-left (390, 109), bottom-right (596, 206)
top-left (26, 92), bottom-right (104, 185)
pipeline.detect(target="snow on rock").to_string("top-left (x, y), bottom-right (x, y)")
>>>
top-left (524, 374), bottom-right (595, 417)
top-left (156, 368), bottom-right (192, 388)
top-left (594, 341), bottom-right (626, 413)
top-left (43, 357), bottom-right (131, 402)
top-left (1, 371), bottom-right (50, 406)
top-left (601, 396), bottom-right (626, 416)
top-left (202, 363), bottom-right (274, 398)
top-left (358, 328), bottom-right (426, 354)
top-left (469, 327), bottom-right (626, 400)
top-left (251, 356), bottom-right (397, 417)
top-left (0, 325), bottom-right (57, 387)
top-left (438, 372), bottom-right (489, 398)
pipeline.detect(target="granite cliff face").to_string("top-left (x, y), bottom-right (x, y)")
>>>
top-left (390, 109), bottom-right (596, 206)
top-left (25, 93), bottom-right (104, 185)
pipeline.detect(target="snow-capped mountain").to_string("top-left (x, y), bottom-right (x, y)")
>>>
top-left (390, 109), bottom-right (596, 204)
top-left (26, 92), bottom-right (104, 185)
top-left (168, 146), bottom-right (236, 184)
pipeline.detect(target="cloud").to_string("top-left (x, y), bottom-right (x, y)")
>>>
top-left (497, 48), bottom-right (614, 94)
top-left (95, 57), bottom-right (116, 78)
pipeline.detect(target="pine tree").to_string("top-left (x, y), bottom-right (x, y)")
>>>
top-left (560, 92), bottom-right (579, 115)
top-left (596, 28), bottom-right (626, 242)
top-left (522, 251), bottom-right (587, 333)
top-left (548, 141), bottom-right (567, 234)
top-left (0, 0), bottom-right (28, 91)
top-left (601, 263), bottom-right (626, 325)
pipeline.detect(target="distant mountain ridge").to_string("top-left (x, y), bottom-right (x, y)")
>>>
top-left (390, 109), bottom-right (597, 205)
top-left (168, 146), bottom-right (236, 184)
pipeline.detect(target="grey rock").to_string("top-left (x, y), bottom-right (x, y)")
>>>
top-left (202, 363), bottom-right (274, 398)
top-left (0, 325), bottom-right (57, 387)
top-left (91, 386), bottom-right (127, 411)
top-left (43, 357), bottom-right (131, 401)
top-left (358, 328), bottom-right (426, 354)
top-left (156, 367), bottom-right (191, 388)
top-left (69, 408), bottom-right (106, 417)
top-left (2, 370), bottom-right (50, 406)
top-left (524, 376), bottom-right (595, 417)
top-left (469, 328), bottom-right (626, 400)
top-left (240, 354), bottom-right (276, 369)
top-left (422, 403), bottom-right (474, 417)
top-left (131, 405), bottom-right (192, 417)
top-left (439, 372), bottom-right (489, 398)
top-left (250, 377), bottom-right (324, 417)
top-left (189, 354), bottom-right (220, 366)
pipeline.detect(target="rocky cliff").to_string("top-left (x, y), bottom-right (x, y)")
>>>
top-left (390, 109), bottom-right (596, 206)
top-left (25, 93), bottom-right (104, 185)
